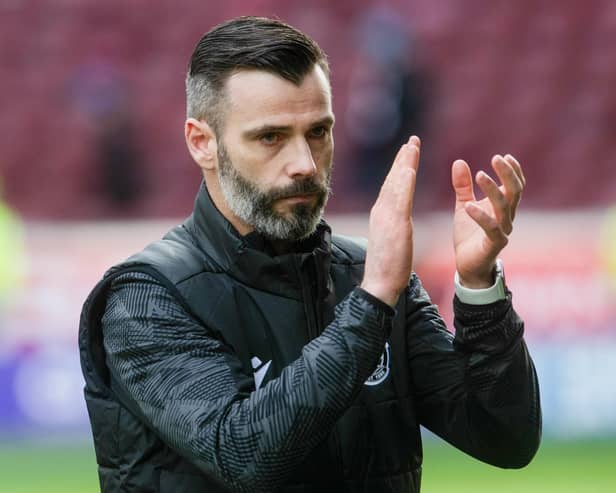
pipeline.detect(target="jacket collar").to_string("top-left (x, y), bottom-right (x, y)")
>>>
top-left (184, 182), bottom-right (332, 299)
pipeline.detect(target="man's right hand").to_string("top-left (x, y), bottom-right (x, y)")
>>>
top-left (361, 136), bottom-right (421, 307)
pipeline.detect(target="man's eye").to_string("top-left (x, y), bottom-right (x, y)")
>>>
top-left (309, 127), bottom-right (327, 139)
top-left (260, 133), bottom-right (280, 145)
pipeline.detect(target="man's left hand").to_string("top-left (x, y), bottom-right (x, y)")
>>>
top-left (451, 154), bottom-right (526, 288)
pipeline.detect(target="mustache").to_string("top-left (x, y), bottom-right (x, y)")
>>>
top-left (267, 177), bottom-right (329, 201)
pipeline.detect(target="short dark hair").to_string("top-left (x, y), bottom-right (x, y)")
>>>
top-left (186, 16), bottom-right (329, 133)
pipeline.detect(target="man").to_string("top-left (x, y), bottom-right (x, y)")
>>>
top-left (0, 179), bottom-right (26, 309)
top-left (79, 16), bottom-right (541, 493)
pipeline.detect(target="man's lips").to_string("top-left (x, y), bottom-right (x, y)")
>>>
top-left (278, 193), bottom-right (318, 204)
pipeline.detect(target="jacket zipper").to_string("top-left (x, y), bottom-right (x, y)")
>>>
top-left (295, 255), bottom-right (345, 481)
top-left (294, 256), bottom-right (319, 340)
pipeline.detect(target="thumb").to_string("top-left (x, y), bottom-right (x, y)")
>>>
top-left (451, 159), bottom-right (475, 210)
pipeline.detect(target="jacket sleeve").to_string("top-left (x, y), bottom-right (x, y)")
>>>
top-left (101, 272), bottom-right (392, 492)
top-left (405, 273), bottom-right (541, 468)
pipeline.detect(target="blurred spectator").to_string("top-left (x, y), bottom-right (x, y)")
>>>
top-left (68, 58), bottom-right (143, 213)
top-left (601, 205), bottom-right (616, 292)
top-left (345, 6), bottom-right (429, 201)
top-left (0, 179), bottom-right (26, 311)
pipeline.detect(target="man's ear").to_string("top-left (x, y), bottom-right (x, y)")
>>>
top-left (185, 118), bottom-right (218, 171)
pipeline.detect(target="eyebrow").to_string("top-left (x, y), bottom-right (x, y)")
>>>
top-left (242, 116), bottom-right (335, 139)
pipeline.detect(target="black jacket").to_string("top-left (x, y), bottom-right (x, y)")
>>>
top-left (79, 184), bottom-right (541, 492)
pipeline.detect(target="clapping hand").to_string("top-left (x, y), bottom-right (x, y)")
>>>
top-left (451, 155), bottom-right (526, 288)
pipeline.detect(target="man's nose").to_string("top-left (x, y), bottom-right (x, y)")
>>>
top-left (285, 138), bottom-right (317, 178)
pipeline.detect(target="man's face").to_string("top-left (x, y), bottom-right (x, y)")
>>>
top-left (215, 65), bottom-right (335, 241)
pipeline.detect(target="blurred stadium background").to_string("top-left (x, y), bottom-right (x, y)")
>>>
top-left (1, 0), bottom-right (615, 491)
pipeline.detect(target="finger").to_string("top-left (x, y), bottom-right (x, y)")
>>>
top-left (378, 144), bottom-right (407, 200)
top-left (464, 201), bottom-right (509, 251)
top-left (451, 159), bottom-right (475, 210)
top-left (394, 144), bottom-right (419, 216)
top-left (378, 138), bottom-right (420, 215)
top-left (504, 154), bottom-right (526, 187)
top-left (405, 144), bottom-right (420, 216)
top-left (491, 155), bottom-right (523, 220)
top-left (383, 136), bottom-right (420, 185)
top-left (403, 135), bottom-right (421, 173)
top-left (493, 155), bottom-right (524, 197)
top-left (475, 169), bottom-right (513, 235)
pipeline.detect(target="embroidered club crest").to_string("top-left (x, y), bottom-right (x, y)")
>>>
top-left (365, 342), bottom-right (390, 386)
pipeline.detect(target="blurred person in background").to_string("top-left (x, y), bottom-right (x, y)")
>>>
top-left (0, 178), bottom-right (26, 315)
top-left (69, 57), bottom-right (143, 213)
top-left (346, 5), bottom-right (429, 202)
top-left (79, 17), bottom-right (541, 493)
top-left (601, 205), bottom-right (616, 290)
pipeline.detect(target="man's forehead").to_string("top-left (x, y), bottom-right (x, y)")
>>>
top-left (224, 66), bottom-right (333, 127)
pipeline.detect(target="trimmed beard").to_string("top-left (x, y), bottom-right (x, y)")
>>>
top-left (217, 142), bottom-right (332, 241)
